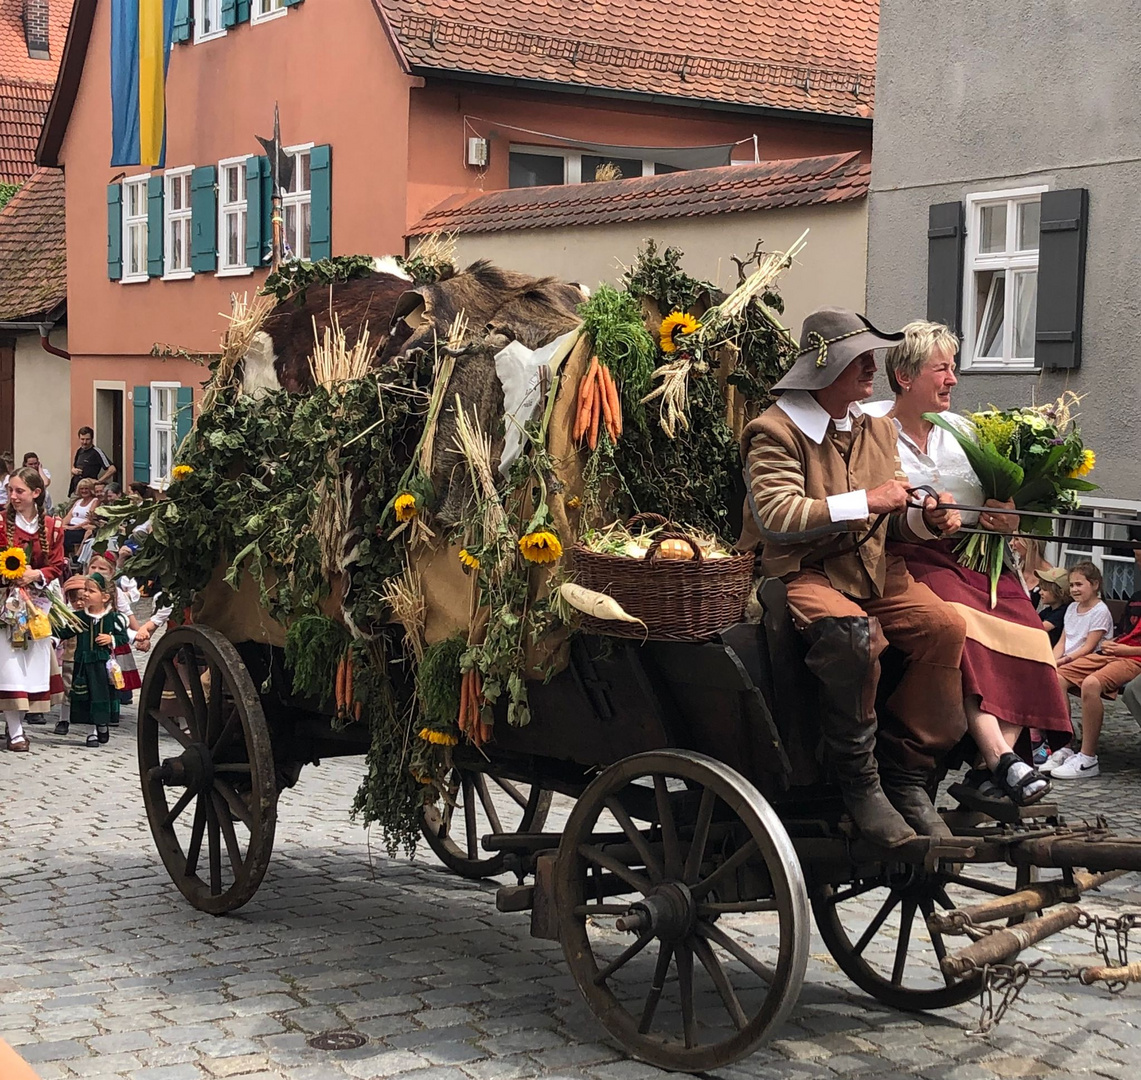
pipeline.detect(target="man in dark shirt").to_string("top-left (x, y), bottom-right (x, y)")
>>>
top-left (68, 426), bottom-right (115, 496)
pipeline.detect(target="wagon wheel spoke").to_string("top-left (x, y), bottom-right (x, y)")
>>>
top-left (943, 873), bottom-right (1017, 898)
top-left (692, 933), bottom-right (747, 1030)
top-left (891, 898), bottom-right (917, 986)
top-left (462, 774), bottom-right (479, 860)
top-left (934, 885), bottom-right (955, 910)
top-left (214, 777), bottom-right (255, 831)
top-left (824, 878), bottom-right (883, 906)
top-left (676, 941), bottom-right (697, 1049)
top-left (206, 795), bottom-right (222, 895)
top-left (919, 896), bottom-right (955, 986)
top-left (161, 661), bottom-right (196, 735)
top-left (593, 932), bottom-right (654, 985)
top-left (853, 891), bottom-right (900, 957)
top-left (683, 788), bottom-right (716, 885)
top-left (185, 796), bottom-right (207, 876)
top-left (151, 709), bottom-right (191, 749)
top-left (697, 899), bottom-right (778, 915)
top-left (205, 662), bottom-right (225, 744)
top-left (696, 920), bottom-right (775, 983)
top-left (211, 791), bottom-right (245, 878)
top-left (578, 844), bottom-right (652, 897)
top-left (211, 713), bottom-right (241, 757)
top-left (492, 776), bottom-right (529, 811)
top-left (473, 774), bottom-right (503, 835)
top-left (638, 940), bottom-right (673, 1034)
top-left (161, 787), bottom-right (196, 829)
top-left (652, 776), bottom-right (682, 879)
top-left (180, 647), bottom-right (208, 742)
top-left (605, 797), bottom-right (663, 883)
top-left (213, 763), bottom-right (252, 773)
top-left (691, 838), bottom-right (759, 899)
top-left (573, 903), bottom-right (632, 917)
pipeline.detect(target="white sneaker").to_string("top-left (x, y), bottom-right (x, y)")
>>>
top-left (1039, 746), bottom-right (1076, 774)
top-left (1050, 752), bottom-right (1100, 779)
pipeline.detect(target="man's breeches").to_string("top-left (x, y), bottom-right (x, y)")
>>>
top-left (784, 563), bottom-right (968, 770)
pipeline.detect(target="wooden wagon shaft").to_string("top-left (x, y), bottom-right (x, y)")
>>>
top-left (1079, 961), bottom-right (1141, 985)
top-left (1011, 836), bottom-right (1141, 871)
top-left (941, 905), bottom-right (1082, 979)
top-left (926, 870), bottom-right (1125, 934)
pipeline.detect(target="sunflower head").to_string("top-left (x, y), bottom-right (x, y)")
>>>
top-left (171, 464), bottom-right (195, 481)
top-left (659, 311), bottom-right (701, 353)
top-left (519, 530), bottom-right (563, 564)
top-left (394, 493), bottom-right (418, 522)
top-left (1078, 448), bottom-right (1096, 477)
top-left (0, 546), bottom-right (27, 582)
top-left (458, 548), bottom-right (480, 572)
top-left (418, 726), bottom-right (458, 747)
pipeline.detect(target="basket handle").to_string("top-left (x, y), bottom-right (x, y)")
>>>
top-left (644, 530), bottom-right (705, 563)
top-left (626, 512), bottom-right (670, 531)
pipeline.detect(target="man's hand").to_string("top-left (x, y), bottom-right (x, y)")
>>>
top-left (71, 466), bottom-right (82, 476)
top-left (980, 497), bottom-right (1018, 534)
top-left (923, 492), bottom-right (961, 535)
top-left (866, 480), bottom-right (912, 515)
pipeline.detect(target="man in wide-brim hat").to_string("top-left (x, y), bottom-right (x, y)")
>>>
top-left (739, 307), bottom-right (967, 848)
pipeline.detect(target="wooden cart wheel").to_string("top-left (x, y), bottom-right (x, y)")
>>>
top-left (421, 765), bottom-right (551, 878)
top-left (811, 862), bottom-right (1035, 1010)
top-left (138, 625), bottom-right (277, 915)
top-left (555, 750), bottom-right (809, 1072)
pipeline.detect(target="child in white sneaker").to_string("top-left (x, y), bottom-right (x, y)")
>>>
top-left (1044, 562), bottom-right (1118, 778)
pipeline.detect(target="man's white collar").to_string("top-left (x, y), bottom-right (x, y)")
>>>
top-left (776, 391), bottom-right (865, 445)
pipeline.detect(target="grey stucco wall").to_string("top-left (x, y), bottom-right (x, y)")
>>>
top-left (866, 0), bottom-right (1141, 500)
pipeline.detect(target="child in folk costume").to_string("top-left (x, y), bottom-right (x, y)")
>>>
top-left (55, 574), bottom-right (129, 746)
top-left (87, 552), bottom-right (141, 713)
top-left (0, 467), bottom-right (67, 751)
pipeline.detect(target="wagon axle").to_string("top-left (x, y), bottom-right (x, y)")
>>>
top-left (153, 742), bottom-right (215, 793)
top-left (615, 883), bottom-right (698, 942)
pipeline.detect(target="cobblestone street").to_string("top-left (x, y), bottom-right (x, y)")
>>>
top-left (4, 697), bottom-right (1141, 1080)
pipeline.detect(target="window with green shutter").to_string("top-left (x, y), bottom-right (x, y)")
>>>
top-left (309, 143), bottom-right (331, 261)
top-left (245, 155), bottom-right (267, 268)
top-left (190, 165), bottom-right (217, 273)
top-left (147, 175), bottom-right (164, 277)
top-left (107, 185), bottom-right (123, 280)
top-left (132, 387), bottom-right (151, 483)
top-left (172, 0), bottom-right (191, 41)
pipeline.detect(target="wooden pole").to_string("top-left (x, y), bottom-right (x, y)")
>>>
top-left (941, 905), bottom-right (1082, 979)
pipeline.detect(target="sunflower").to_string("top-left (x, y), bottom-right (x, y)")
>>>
top-left (394, 493), bottom-right (418, 522)
top-left (0, 546), bottom-right (27, 582)
top-left (458, 548), bottom-right (480, 571)
top-left (171, 464), bottom-right (195, 481)
top-left (418, 726), bottom-right (458, 746)
top-left (659, 311), bottom-right (701, 353)
top-left (1069, 448), bottom-right (1096, 479)
top-left (565, 495), bottom-right (582, 510)
top-left (519, 530), bottom-right (563, 564)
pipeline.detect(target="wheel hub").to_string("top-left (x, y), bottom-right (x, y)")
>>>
top-left (616, 882), bottom-right (697, 941)
top-left (158, 742), bottom-right (215, 793)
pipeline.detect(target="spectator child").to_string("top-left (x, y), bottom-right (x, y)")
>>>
top-left (1037, 567), bottom-right (1072, 648)
top-left (86, 553), bottom-right (141, 712)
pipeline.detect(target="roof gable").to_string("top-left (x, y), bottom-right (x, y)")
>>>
top-left (0, 165), bottom-right (66, 321)
top-left (0, 0), bottom-right (71, 82)
top-left (410, 152), bottom-right (870, 235)
top-left (381, 0), bottom-right (878, 118)
top-left (0, 78), bottom-right (53, 184)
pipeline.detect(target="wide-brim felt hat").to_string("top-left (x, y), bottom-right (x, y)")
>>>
top-left (771, 307), bottom-right (905, 395)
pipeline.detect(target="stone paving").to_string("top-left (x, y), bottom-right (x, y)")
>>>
top-left (4, 689), bottom-right (1141, 1080)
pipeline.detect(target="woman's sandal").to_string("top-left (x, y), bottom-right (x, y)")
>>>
top-left (992, 752), bottom-right (1051, 807)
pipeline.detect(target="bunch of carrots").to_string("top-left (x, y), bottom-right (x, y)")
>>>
top-left (458, 667), bottom-right (493, 748)
top-left (334, 648), bottom-right (363, 722)
top-left (573, 355), bottom-right (622, 450)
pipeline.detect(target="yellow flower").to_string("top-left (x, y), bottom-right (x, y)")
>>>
top-left (394, 493), bottom-right (418, 522)
top-left (418, 726), bottom-right (458, 746)
top-left (659, 311), bottom-right (701, 353)
top-left (171, 464), bottom-right (194, 481)
top-left (519, 530), bottom-right (563, 564)
top-left (0, 546), bottom-right (27, 582)
top-left (565, 496), bottom-right (582, 510)
top-left (1070, 448), bottom-right (1096, 478)
top-left (458, 548), bottom-right (480, 571)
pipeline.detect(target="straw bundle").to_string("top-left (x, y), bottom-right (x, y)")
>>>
top-left (405, 232), bottom-right (457, 279)
top-left (703, 229), bottom-right (809, 331)
top-left (381, 564), bottom-right (427, 662)
top-left (202, 291), bottom-right (278, 413)
top-left (452, 394), bottom-right (512, 582)
top-left (308, 313), bottom-right (375, 388)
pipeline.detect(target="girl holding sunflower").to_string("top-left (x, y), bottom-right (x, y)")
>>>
top-left (0, 467), bottom-right (67, 752)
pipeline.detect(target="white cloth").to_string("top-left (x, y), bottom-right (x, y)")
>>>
top-left (40, 466), bottom-right (53, 511)
top-left (0, 632), bottom-right (52, 694)
top-left (66, 499), bottom-right (95, 527)
top-left (868, 403), bottom-right (985, 526)
top-left (1062, 601), bottom-right (1115, 656)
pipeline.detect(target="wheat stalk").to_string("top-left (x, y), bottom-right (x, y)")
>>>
top-left (202, 291), bottom-right (278, 413)
top-left (452, 394), bottom-right (513, 581)
top-left (308, 313), bottom-right (375, 388)
top-left (406, 231), bottom-right (457, 274)
top-left (381, 563), bottom-right (427, 663)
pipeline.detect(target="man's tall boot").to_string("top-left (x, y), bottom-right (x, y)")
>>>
top-left (878, 762), bottom-right (952, 839)
top-left (802, 616), bottom-right (915, 849)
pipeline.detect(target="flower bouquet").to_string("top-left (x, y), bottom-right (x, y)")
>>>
top-left (925, 392), bottom-right (1097, 607)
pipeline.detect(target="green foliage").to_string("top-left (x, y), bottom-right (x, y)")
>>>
top-left (576, 286), bottom-right (657, 428)
top-left (396, 250), bottom-right (454, 285)
top-left (284, 615), bottom-right (348, 703)
top-left (416, 635), bottom-right (465, 731)
top-left (0, 183), bottom-right (19, 210)
top-left (261, 254), bottom-right (377, 305)
top-left (623, 239), bottom-right (715, 314)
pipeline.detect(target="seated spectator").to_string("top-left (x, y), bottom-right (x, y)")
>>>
top-left (1037, 567), bottom-right (1072, 647)
top-left (1012, 536), bottom-right (1054, 608)
top-left (62, 478), bottom-right (100, 554)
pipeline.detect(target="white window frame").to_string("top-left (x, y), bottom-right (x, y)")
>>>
top-left (150, 382), bottom-right (180, 487)
top-left (121, 173), bottom-right (150, 284)
top-left (961, 184), bottom-right (1049, 372)
top-left (508, 143), bottom-right (658, 187)
top-left (281, 142), bottom-right (314, 263)
top-left (251, 0), bottom-right (288, 23)
top-left (193, 0), bottom-right (225, 42)
top-left (163, 166), bottom-right (194, 281)
top-left (1048, 498), bottom-right (1141, 603)
top-left (217, 156), bottom-right (252, 276)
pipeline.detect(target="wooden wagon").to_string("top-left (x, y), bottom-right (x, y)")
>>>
top-left (135, 573), bottom-right (1141, 1072)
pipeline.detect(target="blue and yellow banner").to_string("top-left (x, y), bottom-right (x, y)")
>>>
top-left (111, 0), bottom-right (177, 167)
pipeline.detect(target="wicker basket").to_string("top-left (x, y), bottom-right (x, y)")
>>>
top-left (568, 514), bottom-right (755, 641)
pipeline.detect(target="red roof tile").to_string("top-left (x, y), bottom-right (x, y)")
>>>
top-left (0, 166), bottom-right (66, 320)
top-left (0, 0), bottom-right (70, 83)
top-left (379, 0), bottom-right (877, 118)
top-left (409, 152), bottom-right (870, 235)
top-left (0, 78), bottom-right (53, 184)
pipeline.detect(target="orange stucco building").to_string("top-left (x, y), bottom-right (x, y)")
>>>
top-left (38, 0), bottom-right (876, 488)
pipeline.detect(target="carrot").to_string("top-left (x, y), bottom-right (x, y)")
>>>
top-left (574, 362), bottom-right (598, 443)
top-left (598, 366), bottom-right (615, 434)
top-left (602, 364), bottom-right (622, 438)
top-left (458, 668), bottom-right (470, 733)
top-left (354, 701), bottom-right (363, 722)
top-left (588, 379), bottom-right (601, 450)
top-left (480, 719), bottom-right (493, 745)
top-left (344, 650), bottom-right (353, 715)
top-left (334, 656), bottom-right (346, 714)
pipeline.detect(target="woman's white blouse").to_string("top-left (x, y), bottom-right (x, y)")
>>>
top-left (866, 403), bottom-right (985, 525)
